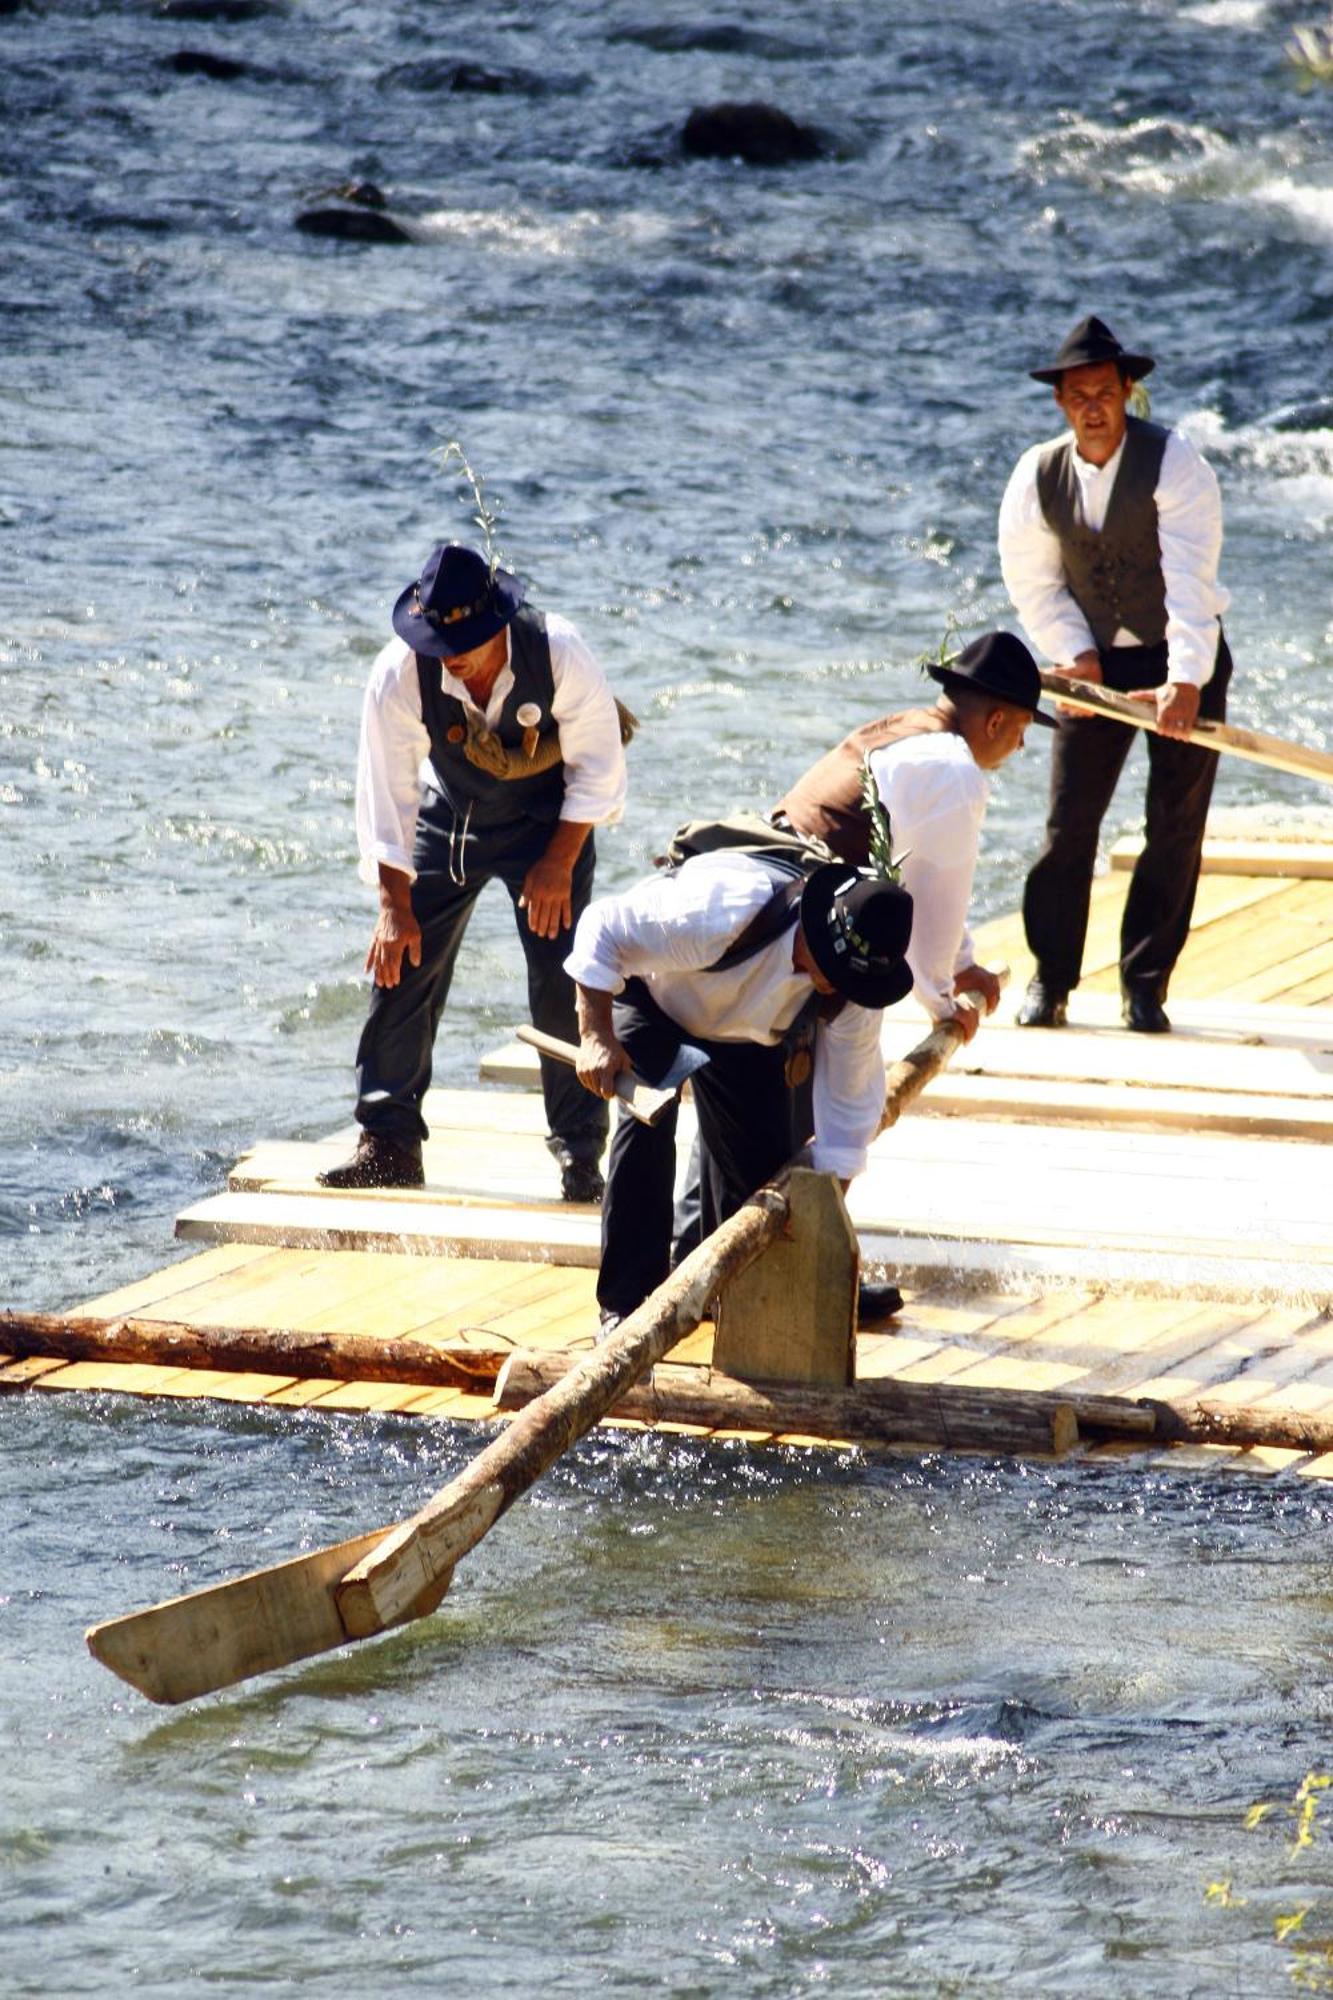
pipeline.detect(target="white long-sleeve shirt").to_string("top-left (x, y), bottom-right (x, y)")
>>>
top-left (998, 427), bottom-right (1229, 688)
top-left (564, 852), bottom-right (887, 1180)
top-left (354, 611), bottom-right (627, 885)
top-left (868, 730), bottom-right (989, 1023)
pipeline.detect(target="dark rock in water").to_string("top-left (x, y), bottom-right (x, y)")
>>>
top-left (379, 57), bottom-right (578, 97)
top-left (158, 0), bottom-right (278, 19)
top-left (610, 21), bottom-right (817, 59)
top-left (681, 102), bottom-right (824, 167)
top-left (166, 48), bottom-right (251, 80)
top-left (1268, 398), bottom-right (1333, 433)
top-left (295, 206), bottom-right (412, 245)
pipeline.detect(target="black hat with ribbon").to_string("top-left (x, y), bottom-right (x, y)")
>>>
top-left (1028, 314), bottom-right (1155, 386)
top-left (800, 866), bottom-right (915, 1010)
top-left (392, 542), bottom-right (525, 657)
top-left (927, 630), bottom-right (1056, 728)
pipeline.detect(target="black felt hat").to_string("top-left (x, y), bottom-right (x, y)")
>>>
top-left (1029, 314), bottom-right (1155, 386)
top-left (800, 867), bottom-right (915, 1011)
top-left (392, 542), bottom-right (525, 657)
top-left (928, 631), bottom-right (1056, 729)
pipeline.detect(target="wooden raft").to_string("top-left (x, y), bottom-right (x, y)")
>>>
top-left (12, 831), bottom-right (1333, 1477)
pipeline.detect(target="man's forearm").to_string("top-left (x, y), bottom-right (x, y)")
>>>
top-left (377, 861), bottom-right (414, 912)
top-left (545, 818), bottom-right (593, 867)
top-left (576, 983), bottom-right (617, 1044)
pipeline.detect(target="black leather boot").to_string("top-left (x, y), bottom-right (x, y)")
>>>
top-left (316, 1133), bottom-right (424, 1189)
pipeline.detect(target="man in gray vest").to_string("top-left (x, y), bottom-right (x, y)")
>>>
top-left (318, 541), bottom-right (626, 1196)
top-left (998, 315), bottom-right (1233, 1033)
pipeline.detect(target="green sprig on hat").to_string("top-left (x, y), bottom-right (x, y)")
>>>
top-left (433, 438), bottom-right (502, 582)
top-left (859, 760), bottom-right (904, 886)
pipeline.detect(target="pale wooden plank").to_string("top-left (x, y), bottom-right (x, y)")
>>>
top-left (174, 1189), bottom-right (601, 1266)
top-left (0, 1357), bottom-right (72, 1386)
top-left (75, 1243), bottom-right (274, 1318)
top-left (294, 1380), bottom-right (446, 1415)
top-left (29, 1361), bottom-right (195, 1396)
top-left (1112, 838), bottom-right (1333, 880)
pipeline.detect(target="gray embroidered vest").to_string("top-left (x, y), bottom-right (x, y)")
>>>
top-left (1036, 415), bottom-right (1170, 652)
top-left (417, 606), bottom-right (565, 827)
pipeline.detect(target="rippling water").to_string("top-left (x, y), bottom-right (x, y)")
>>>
top-left (4, 2), bottom-right (1333, 1991)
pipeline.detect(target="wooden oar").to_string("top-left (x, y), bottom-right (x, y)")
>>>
top-left (513, 1025), bottom-right (678, 1126)
top-left (85, 1178), bottom-right (792, 1703)
top-left (84, 994), bottom-right (1000, 1704)
top-left (1037, 671), bottom-right (1333, 788)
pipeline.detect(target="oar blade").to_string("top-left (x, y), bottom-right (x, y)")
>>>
top-left (86, 1524), bottom-right (410, 1705)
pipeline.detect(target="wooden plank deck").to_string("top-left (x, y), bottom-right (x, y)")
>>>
top-left (23, 834), bottom-right (1333, 1475)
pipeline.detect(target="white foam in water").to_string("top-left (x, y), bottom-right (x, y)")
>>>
top-left (1180, 0), bottom-right (1268, 26)
top-left (1181, 407), bottom-right (1333, 530)
top-left (410, 205), bottom-right (605, 257)
top-left (1249, 173), bottom-right (1333, 240)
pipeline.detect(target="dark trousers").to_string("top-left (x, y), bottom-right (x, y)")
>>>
top-left (597, 980), bottom-right (796, 1318)
top-left (1022, 634), bottom-right (1233, 997)
top-left (353, 795), bottom-right (607, 1162)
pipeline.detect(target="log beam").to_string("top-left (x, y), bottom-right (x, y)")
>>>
top-left (492, 1351), bottom-right (1162, 1456)
top-left (0, 1310), bottom-right (510, 1392)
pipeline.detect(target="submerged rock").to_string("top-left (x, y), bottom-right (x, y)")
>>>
top-left (610, 22), bottom-right (817, 59)
top-left (681, 102), bottom-right (824, 167)
top-left (295, 206), bottom-right (412, 244)
top-left (157, 0), bottom-right (280, 19)
top-left (165, 48), bottom-right (252, 80)
top-left (378, 58), bottom-right (578, 97)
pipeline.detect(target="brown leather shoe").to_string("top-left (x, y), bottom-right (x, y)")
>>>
top-left (316, 1133), bottom-right (424, 1189)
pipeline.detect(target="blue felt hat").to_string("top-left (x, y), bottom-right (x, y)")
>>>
top-left (392, 542), bottom-right (525, 657)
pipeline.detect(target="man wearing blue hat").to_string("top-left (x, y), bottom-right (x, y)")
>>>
top-left (999, 314), bottom-right (1233, 1034)
top-left (319, 542), bottom-right (626, 1198)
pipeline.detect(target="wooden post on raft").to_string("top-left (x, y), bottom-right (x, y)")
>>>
top-left (711, 981), bottom-right (1005, 1389)
top-left (711, 1170), bottom-right (858, 1388)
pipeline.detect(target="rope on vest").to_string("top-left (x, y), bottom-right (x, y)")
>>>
top-left (461, 698), bottom-right (639, 780)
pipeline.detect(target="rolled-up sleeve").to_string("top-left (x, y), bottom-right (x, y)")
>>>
top-left (810, 1003), bottom-right (887, 1180)
top-left (873, 748), bottom-right (988, 1022)
top-left (355, 640), bottom-right (431, 886)
top-left (998, 444), bottom-right (1098, 666)
top-left (548, 614), bottom-right (628, 826)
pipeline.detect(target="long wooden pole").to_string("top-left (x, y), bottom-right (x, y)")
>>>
top-left (878, 970), bottom-right (1009, 1132)
top-left (84, 1178), bottom-right (791, 1704)
top-left (83, 989), bottom-right (1009, 1703)
top-left (1037, 672), bottom-right (1333, 788)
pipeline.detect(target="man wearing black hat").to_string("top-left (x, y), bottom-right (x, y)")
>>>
top-left (566, 852), bottom-right (914, 1327)
top-left (775, 630), bottom-right (1054, 1037)
top-left (998, 314), bottom-right (1233, 1034)
top-left (319, 542), bottom-right (626, 1198)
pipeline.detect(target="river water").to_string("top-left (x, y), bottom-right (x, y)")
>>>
top-left (3, 1), bottom-right (1333, 1992)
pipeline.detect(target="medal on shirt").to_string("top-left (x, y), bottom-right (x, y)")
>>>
top-left (516, 702), bottom-right (542, 761)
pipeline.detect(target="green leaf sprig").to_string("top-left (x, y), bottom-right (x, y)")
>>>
top-left (859, 758), bottom-right (904, 885)
top-left (433, 439), bottom-right (503, 579)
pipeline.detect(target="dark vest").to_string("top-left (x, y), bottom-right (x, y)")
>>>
top-left (775, 706), bottom-right (951, 865)
top-left (1036, 415), bottom-right (1169, 652)
top-left (417, 606), bottom-right (566, 827)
